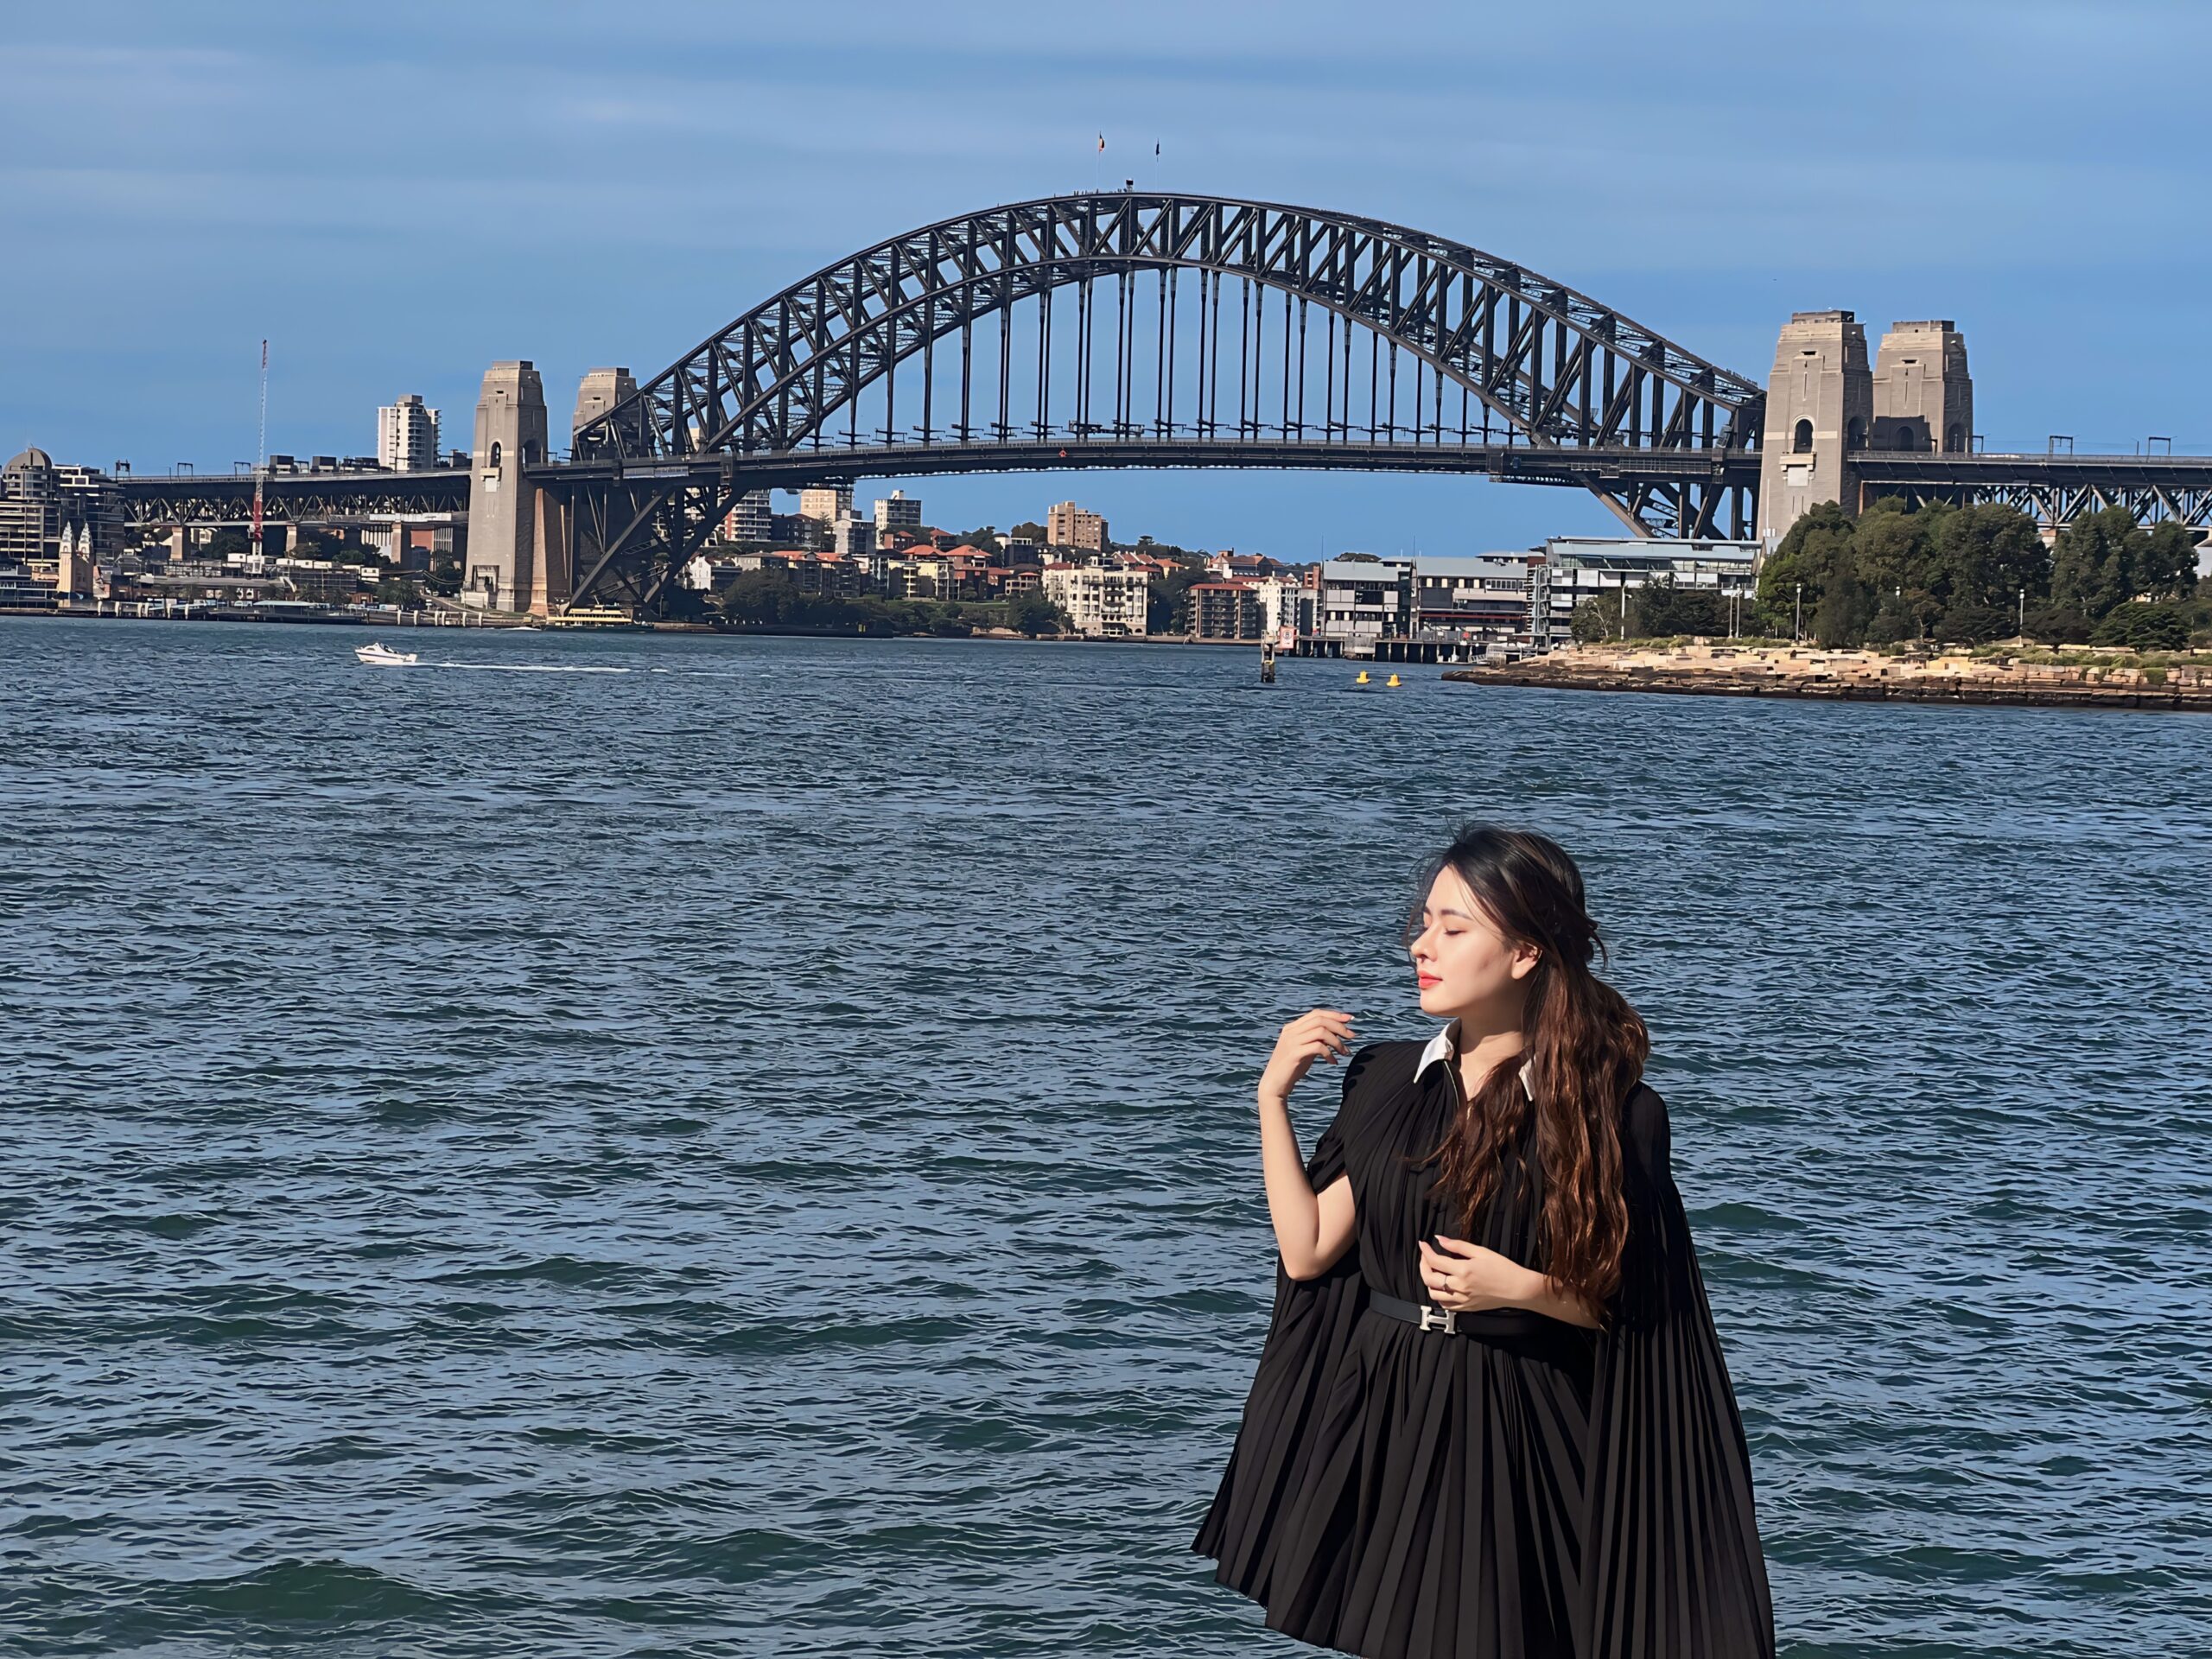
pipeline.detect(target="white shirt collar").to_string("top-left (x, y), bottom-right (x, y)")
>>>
top-left (1416, 1020), bottom-right (1535, 1098)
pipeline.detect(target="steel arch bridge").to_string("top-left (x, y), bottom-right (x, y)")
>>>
top-left (548, 193), bottom-right (1766, 610)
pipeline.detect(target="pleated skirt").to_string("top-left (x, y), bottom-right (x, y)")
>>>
top-left (1197, 1287), bottom-right (1597, 1659)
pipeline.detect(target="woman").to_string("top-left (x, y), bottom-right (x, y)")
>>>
top-left (1194, 825), bottom-right (1775, 1659)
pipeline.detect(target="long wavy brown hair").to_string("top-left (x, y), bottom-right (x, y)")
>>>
top-left (1409, 825), bottom-right (1648, 1306)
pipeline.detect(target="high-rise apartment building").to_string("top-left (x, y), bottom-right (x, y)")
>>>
top-left (874, 490), bottom-right (923, 532)
top-left (377, 395), bottom-right (442, 473)
top-left (800, 484), bottom-right (855, 524)
top-left (722, 489), bottom-right (772, 544)
top-left (1046, 499), bottom-right (1109, 552)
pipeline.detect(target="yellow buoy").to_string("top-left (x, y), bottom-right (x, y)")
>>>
top-left (1354, 670), bottom-right (1370, 684)
top-left (1385, 673), bottom-right (1402, 688)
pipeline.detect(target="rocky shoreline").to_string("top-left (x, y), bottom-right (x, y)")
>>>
top-left (1443, 644), bottom-right (2212, 713)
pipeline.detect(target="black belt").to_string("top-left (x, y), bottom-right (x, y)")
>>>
top-left (1369, 1292), bottom-right (1552, 1341)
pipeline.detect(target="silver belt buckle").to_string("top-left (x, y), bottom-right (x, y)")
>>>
top-left (1419, 1305), bottom-right (1459, 1336)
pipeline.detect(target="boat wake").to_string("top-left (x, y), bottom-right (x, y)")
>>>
top-left (417, 663), bottom-right (634, 675)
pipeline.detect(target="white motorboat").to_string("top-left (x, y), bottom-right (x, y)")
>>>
top-left (355, 642), bottom-right (419, 667)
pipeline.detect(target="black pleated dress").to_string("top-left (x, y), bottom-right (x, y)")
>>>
top-left (1193, 1039), bottom-right (1775, 1659)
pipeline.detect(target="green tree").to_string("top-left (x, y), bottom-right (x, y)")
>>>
top-left (1756, 502), bottom-right (1852, 635)
top-left (957, 526), bottom-right (1004, 556)
top-left (2021, 601), bottom-right (2092, 645)
top-left (1006, 591), bottom-right (1071, 636)
top-left (1629, 575), bottom-right (1726, 639)
top-left (375, 575), bottom-right (423, 607)
top-left (1571, 593), bottom-right (1622, 644)
top-left (426, 550), bottom-right (461, 597)
top-left (2139, 521), bottom-right (2201, 601)
top-left (1146, 557), bottom-right (1210, 634)
top-left (1009, 520), bottom-right (1046, 543)
top-left (1932, 503), bottom-right (2047, 626)
top-left (1866, 590), bottom-right (1920, 645)
top-left (1851, 499), bottom-right (1938, 603)
top-left (2050, 507), bottom-right (2140, 620)
top-left (1811, 546), bottom-right (1877, 647)
top-left (2091, 601), bottom-right (2191, 651)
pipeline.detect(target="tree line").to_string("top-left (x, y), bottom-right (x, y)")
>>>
top-left (1574, 501), bottom-right (2209, 650)
top-left (1758, 500), bottom-right (2204, 649)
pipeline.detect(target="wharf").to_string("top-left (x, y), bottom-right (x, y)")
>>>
top-left (1442, 644), bottom-right (2212, 713)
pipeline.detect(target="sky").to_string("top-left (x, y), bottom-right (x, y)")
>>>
top-left (5, 0), bottom-right (2210, 558)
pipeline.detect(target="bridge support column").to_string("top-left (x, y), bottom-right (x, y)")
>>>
top-left (526, 489), bottom-right (571, 615)
top-left (1757, 310), bottom-right (1871, 548)
top-left (466, 360), bottom-right (550, 612)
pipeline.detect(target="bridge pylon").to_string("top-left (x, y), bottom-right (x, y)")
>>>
top-left (1758, 311), bottom-right (1871, 547)
top-left (465, 360), bottom-right (551, 613)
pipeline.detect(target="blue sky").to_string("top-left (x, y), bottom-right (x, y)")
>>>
top-left (5, 0), bottom-right (2209, 557)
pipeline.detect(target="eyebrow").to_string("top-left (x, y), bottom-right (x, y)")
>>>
top-left (1421, 906), bottom-right (1474, 921)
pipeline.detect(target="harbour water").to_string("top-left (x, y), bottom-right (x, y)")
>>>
top-left (3, 617), bottom-right (2208, 1657)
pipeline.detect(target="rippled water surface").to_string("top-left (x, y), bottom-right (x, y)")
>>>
top-left (3, 617), bottom-right (2209, 1658)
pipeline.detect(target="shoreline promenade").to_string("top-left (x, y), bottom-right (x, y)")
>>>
top-left (1446, 642), bottom-right (2212, 712)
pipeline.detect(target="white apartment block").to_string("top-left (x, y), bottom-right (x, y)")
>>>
top-left (1042, 563), bottom-right (1148, 638)
top-left (722, 489), bottom-right (772, 543)
top-left (874, 490), bottom-right (924, 532)
top-left (376, 395), bottom-right (441, 473)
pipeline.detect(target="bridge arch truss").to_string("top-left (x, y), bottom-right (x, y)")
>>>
top-left (558, 194), bottom-right (1765, 608)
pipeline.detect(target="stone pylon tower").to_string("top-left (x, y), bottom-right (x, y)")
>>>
top-left (465, 361), bottom-right (549, 612)
top-left (552, 367), bottom-right (642, 613)
top-left (1872, 321), bottom-right (1973, 454)
top-left (573, 366), bottom-right (637, 435)
top-left (1757, 311), bottom-right (1872, 547)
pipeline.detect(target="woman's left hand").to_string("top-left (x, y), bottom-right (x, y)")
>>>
top-left (1417, 1236), bottom-right (1541, 1313)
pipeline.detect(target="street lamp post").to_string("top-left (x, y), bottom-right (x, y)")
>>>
top-left (1794, 581), bottom-right (1802, 643)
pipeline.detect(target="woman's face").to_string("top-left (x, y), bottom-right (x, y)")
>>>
top-left (1409, 866), bottom-right (1539, 1021)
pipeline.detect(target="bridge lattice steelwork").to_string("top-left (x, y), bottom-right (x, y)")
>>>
top-left (553, 193), bottom-right (1768, 608)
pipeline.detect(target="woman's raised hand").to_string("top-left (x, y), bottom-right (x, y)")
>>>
top-left (1257, 1008), bottom-right (1357, 1105)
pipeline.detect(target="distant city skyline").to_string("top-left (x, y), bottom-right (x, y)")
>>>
top-left (8, 1), bottom-right (2212, 558)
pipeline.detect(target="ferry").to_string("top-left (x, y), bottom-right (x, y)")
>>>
top-left (355, 642), bottom-right (419, 667)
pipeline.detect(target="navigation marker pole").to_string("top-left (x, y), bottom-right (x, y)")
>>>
top-left (252, 339), bottom-right (269, 558)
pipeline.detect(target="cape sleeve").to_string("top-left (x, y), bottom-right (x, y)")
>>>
top-left (1576, 1084), bottom-right (1777, 1659)
top-left (1192, 1044), bottom-right (1379, 1594)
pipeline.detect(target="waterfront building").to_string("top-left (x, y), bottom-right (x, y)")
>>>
top-left (1412, 555), bottom-right (1541, 651)
top-left (1042, 562), bottom-right (1148, 637)
top-left (1537, 537), bottom-right (1760, 647)
top-left (721, 489), bottom-right (773, 544)
top-left (1189, 580), bottom-right (1265, 642)
top-left (1046, 499), bottom-right (1109, 552)
top-left (800, 484), bottom-right (855, 524)
top-left (54, 521), bottom-right (96, 603)
top-left (0, 556), bottom-right (52, 609)
top-left (377, 395), bottom-right (442, 473)
top-left (1310, 557), bottom-right (1415, 654)
top-left (1205, 550), bottom-right (1285, 582)
top-left (874, 490), bottom-right (923, 533)
top-left (0, 448), bottom-right (60, 573)
top-left (1250, 574), bottom-right (1313, 642)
